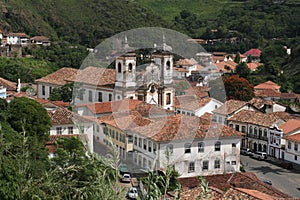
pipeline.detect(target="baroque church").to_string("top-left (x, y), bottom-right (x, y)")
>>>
top-left (35, 36), bottom-right (176, 110)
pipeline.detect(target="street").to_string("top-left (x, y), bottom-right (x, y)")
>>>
top-left (241, 155), bottom-right (300, 198)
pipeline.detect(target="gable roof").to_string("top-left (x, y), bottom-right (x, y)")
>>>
top-left (283, 132), bottom-right (300, 143)
top-left (247, 62), bottom-right (263, 71)
top-left (279, 119), bottom-right (300, 135)
top-left (30, 36), bottom-right (50, 42)
top-left (215, 60), bottom-right (237, 72)
top-left (175, 96), bottom-right (212, 110)
top-left (48, 108), bottom-right (92, 125)
top-left (132, 113), bottom-right (243, 142)
top-left (213, 100), bottom-right (248, 115)
top-left (71, 66), bottom-right (115, 87)
top-left (254, 81), bottom-right (280, 91)
top-left (35, 67), bottom-right (78, 86)
top-left (244, 48), bottom-right (261, 57)
top-left (7, 32), bottom-right (29, 37)
top-left (35, 98), bottom-right (70, 109)
top-left (228, 110), bottom-right (281, 127)
top-left (0, 77), bottom-right (17, 91)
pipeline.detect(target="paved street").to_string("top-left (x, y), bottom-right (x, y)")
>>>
top-left (241, 155), bottom-right (300, 198)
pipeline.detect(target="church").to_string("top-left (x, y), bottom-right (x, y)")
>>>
top-left (35, 38), bottom-right (175, 110)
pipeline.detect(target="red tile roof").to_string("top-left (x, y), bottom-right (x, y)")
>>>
top-left (232, 188), bottom-right (277, 200)
top-left (179, 172), bottom-right (290, 199)
top-left (244, 48), bottom-right (262, 57)
top-left (249, 98), bottom-right (276, 109)
top-left (279, 119), bottom-right (300, 135)
top-left (175, 96), bottom-right (212, 110)
top-left (0, 77), bottom-right (17, 91)
top-left (71, 66), bottom-right (115, 87)
top-left (176, 58), bottom-right (197, 66)
top-left (48, 108), bottom-right (92, 125)
top-left (254, 81), bottom-right (280, 91)
top-left (7, 32), bottom-right (29, 37)
top-left (215, 60), bottom-right (237, 72)
top-left (132, 113), bottom-right (244, 142)
top-left (35, 67), bottom-right (78, 86)
top-left (213, 100), bottom-right (247, 115)
top-left (247, 62), bottom-right (263, 71)
top-left (283, 132), bottom-right (300, 143)
top-left (30, 36), bottom-right (50, 42)
top-left (228, 110), bottom-right (281, 127)
top-left (35, 98), bottom-right (70, 108)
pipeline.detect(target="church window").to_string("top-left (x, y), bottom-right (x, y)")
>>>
top-left (166, 60), bottom-right (171, 70)
top-left (128, 63), bottom-right (133, 72)
top-left (117, 62), bottom-right (122, 73)
top-left (166, 93), bottom-right (171, 105)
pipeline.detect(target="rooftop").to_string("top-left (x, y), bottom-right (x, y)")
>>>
top-left (35, 67), bottom-right (78, 86)
top-left (228, 110), bottom-right (281, 127)
top-left (175, 96), bottom-right (212, 110)
top-left (48, 108), bottom-right (92, 125)
top-left (279, 119), bottom-right (300, 135)
top-left (213, 99), bottom-right (248, 115)
top-left (254, 81), bottom-right (280, 91)
top-left (244, 48), bottom-right (262, 57)
top-left (0, 77), bottom-right (17, 91)
top-left (283, 132), bottom-right (300, 143)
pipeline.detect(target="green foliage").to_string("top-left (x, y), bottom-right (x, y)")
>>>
top-left (49, 83), bottom-right (74, 102)
top-left (224, 75), bottom-right (254, 101)
top-left (0, 57), bottom-right (56, 83)
top-left (234, 53), bottom-right (241, 64)
top-left (235, 62), bottom-right (250, 78)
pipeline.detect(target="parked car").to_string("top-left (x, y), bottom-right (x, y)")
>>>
top-left (122, 173), bottom-right (131, 183)
top-left (262, 179), bottom-right (272, 185)
top-left (279, 161), bottom-right (293, 169)
top-left (127, 187), bottom-right (138, 199)
top-left (251, 152), bottom-right (267, 160)
top-left (240, 148), bottom-right (253, 156)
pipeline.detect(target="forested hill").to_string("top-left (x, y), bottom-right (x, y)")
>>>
top-left (0, 0), bottom-right (168, 47)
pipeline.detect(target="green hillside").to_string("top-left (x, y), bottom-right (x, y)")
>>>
top-left (0, 0), bottom-right (168, 46)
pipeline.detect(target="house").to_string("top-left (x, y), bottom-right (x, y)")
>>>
top-left (174, 58), bottom-right (201, 77)
top-left (214, 60), bottom-right (237, 73)
top-left (254, 81), bottom-right (281, 92)
top-left (227, 110), bottom-right (285, 153)
top-left (212, 100), bottom-right (256, 125)
top-left (35, 98), bottom-right (70, 110)
top-left (249, 98), bottom-right (286, 113)
top-left (246, 62), bottom-right (263, 71)
top-left (243, 48), bottom-right (261, 62)
top-left (6, 32), bottom-right (29, 46)
top-left (270, 119), bottom-right (300, 161)
top-left (30, 36), bottom-right (51, 46)
top-left (0, 77), bottom-right (17, 98)
top-left (47, 108), bottom-right (94, 154)
top-left (35, 67), bottom-right (78, 99)
top-left (175, 96), bottom-right (223, 117)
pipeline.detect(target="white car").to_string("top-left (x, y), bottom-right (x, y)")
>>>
top-left (122, 173), bottom-right (131, 183)
top-left (251, 152), bottom-right (267, 160)
top-left (127, 187), bottom-right (138, 199)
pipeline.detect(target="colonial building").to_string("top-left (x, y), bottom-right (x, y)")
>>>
top-left (227, 110), bottom-right (285, 153)
top-left (6, 33), bottom-right (29, 46)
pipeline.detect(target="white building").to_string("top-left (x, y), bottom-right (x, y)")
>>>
top-left (175, 96), bottom-right (223, 117)
top-left (284, 132), bottom-right (300, 165)
top-left (98, 112), bottom-right (243, 177)
top-left (47, 108), bottom-right (94, 155)
top-left (7, 33), bottom-right (29, 45)
top-left (227, 110), bottom-right (285, 153)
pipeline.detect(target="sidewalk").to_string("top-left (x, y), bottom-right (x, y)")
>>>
top-left (266, 157), bottom-right (300, 171)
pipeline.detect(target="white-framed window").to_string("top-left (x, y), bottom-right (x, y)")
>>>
top-left (56, 127), bottom-right (62, 135)
top-left (214, 160), bottom-right (220, 169)
top-left (215, 141), bottom-right (221, 151)
top-left (188, 162), bottom-right (195, 173)
top-left (68, 126), bottom-right (73, 134)
top-left (231, 161), bottom-right (236, 165)
top-left (198, 142), bottom-right (204, 153)
top-left (203, 160), bottom-right (209, 170)
top-left (88, 90), bottom-right (93, 102)
top-left (288, 141), bottom-right (291, 149)
top-left (98, 92), bottom-right (103, 102)
top-left (184, 143), bottom-right (191, 154)
top-left (294, 143), bottom-right (298, 151)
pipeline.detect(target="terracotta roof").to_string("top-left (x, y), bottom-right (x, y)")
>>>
top-left (213, 100), bottom-right (248, 115)
top-left (255, 89), bottom-right (282, 98)
top-left (176, 58), bottom-right (197, 66)
top-left (272, 112), bottom-right (298, 122)
top-left (184, 85), bottom-right (209, 98)
top-left (0, 77), bottom-right (17, 91)
top-left (132, 113), bottom-right (244, 142)
top-left (249, 98), bottom-right (275, 109)
top-left (71, 66), bottom-right (115, 87)
top-left (215, 60), bottom-right (237, 72)
top-left (174, 67), bottom-right (189, 72)
top-left (30, 36), bottom-right (50, 42)
top-left (228, 110), bottom-right (281, 127)
top-left (7, 32), bottom-right (29, 37)
top-left (175, 96), bottom-right (211, 110)
top-left (230, 188), bottom-right (277, 200)
top-left (244, 48), bottom-right (261, 57)
top-left (48, 108), bottom-right (92, 125)
top-left (78, 99), bottom-right (144, 115)
top-left (283, 132), bottom-right (300, 143)
top-left (179, 172), bottom-right (290, 199)
top-left (35, 98), bottom-right (70, 108)
top-left (279, 119), bottom-right (300, 135)
top-left (254, 81), bottom-right (280, 91)
top-left (179, 186), bottom-right (223, 200)
top-left (247, 62), bottom-right (263, 71)
top-left (35, 67), bottom-right (78, 86)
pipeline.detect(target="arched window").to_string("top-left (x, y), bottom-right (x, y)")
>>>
top-left (117, 62), bottom-right (122, 73)
top-left (166, 60), bottom-right (171, 70)
top-left (128, 63), bottom-right (133, 72)
top-left (215, 141), bottom-right (221, 151)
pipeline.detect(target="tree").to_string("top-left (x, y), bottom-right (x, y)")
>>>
top-left (49, 83), bottom-right (74, 102)
top-left (224, 75), bottom-right (254, 101)
top-left (235, 62), bottom-right (250, 78)
top-left (234, 53), bottom-right (241, 63)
